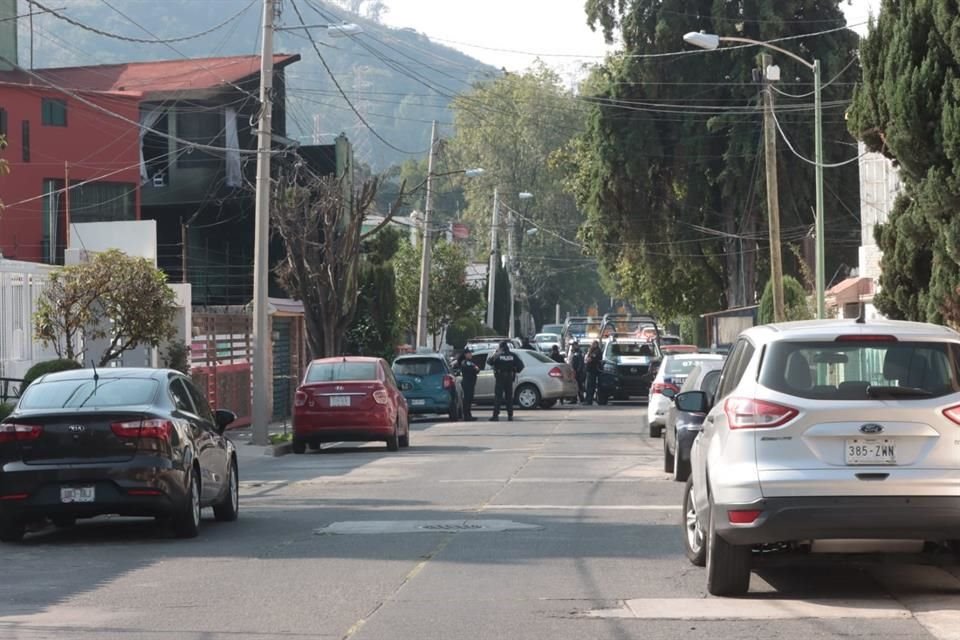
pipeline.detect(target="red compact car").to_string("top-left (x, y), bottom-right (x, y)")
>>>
top-left (292, 357), bottom-right (410, 454)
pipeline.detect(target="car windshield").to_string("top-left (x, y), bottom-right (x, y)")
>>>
top-left (666, 357), bottom-right (721, 375)
top-left (306, 362), bottom-right (379, 382)
top-left (759, 340), bottom-right (960, 400)
top-left (393, 358), bottom-right (445, 376)
top-left (18, 378), bottom-right (159, 409)
top-left (608, 343), bottom-right (655, 358)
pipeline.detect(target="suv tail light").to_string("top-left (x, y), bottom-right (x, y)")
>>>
top-left (943, 405), bottom-right (960, 426)
top-left (548, 367), bottom-right (564, 378)
top-left (0, 423), bottom-right (42, 443)
top-left (294, 390), bottom-right (308, 407)
top-left (111, 419), bottom-right (173, 440)
top-left (652, 382), bottom-right (680, 395)
top-left (835, 334), bottom-right (897, 342)
top-left (372, 389), bottom-right (390, 405)
top-left (442, 375), bottom-right (455, 390)
top-left (724, 397), bottom-right (798, 429)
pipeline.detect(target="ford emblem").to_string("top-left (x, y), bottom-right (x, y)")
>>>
top-left (860, 423), bottom-right (884, 435)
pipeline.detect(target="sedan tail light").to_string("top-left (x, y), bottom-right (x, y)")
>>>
top-left (0, 423), bottom-right (43, 443)
top-left (372, 389), bottom-right (390, 405)
top-left (442, 375), bottom-right (455, 390)
top-left (111, 419), bottom-right (173, 440)
top-left (548, 367), bottom-right (564, 378)
top-left (294, 390), bottom-right (308, 407)
top-left (651, 382), bottom-right (680, 395)
top-left (943, 405), bottom-right (960, 426)
top-left (723, 397), bottom-right (798, 429)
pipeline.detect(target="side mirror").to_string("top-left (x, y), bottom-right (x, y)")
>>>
top-left (675, 390), bottom-right (709, 414)
top-left (214, 409), bottom-right (237, 434)
top-left (662, 388), bottom-right (677, 399)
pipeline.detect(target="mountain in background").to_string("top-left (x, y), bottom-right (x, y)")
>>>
top-left (16, 0), bottom-right (497, 170)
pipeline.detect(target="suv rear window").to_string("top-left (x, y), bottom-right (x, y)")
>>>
top-left (306, 362), bottom-right (378, 382)
top-left (18, 378), bottom-right (159, 409)
top-left (760, 340), bottom-right (960, 400)
top-left (393, 358), bottom-right (445, 376)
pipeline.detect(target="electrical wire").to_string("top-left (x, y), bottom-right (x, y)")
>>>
top-left (770, 104), bottom-right (867, 168)
top-left (771, 55), bottom-right (860, 99)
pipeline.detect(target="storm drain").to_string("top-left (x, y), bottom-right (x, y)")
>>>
top-left (314, 519), bottom-right (542, 535)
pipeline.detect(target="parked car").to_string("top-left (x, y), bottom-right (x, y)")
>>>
top-left (392, 354), bottom-right (462, 421)
top-left (660, 344), bottom-right (700, 355)
top-left (647, 354), bottom-right (725, 437)
top-left (681, 319), bottom-right (960, 596)
top-left (662, 361), bottom-right (724, 481)
top-left (471, 349), bottom-right (578, 409)
top-left (0, 368), bottom-right (239, 542)
top-left (532, 333), bottom-right (561, 353)
top-left (292, 357), bottom-right (409, 454)
top-left (596, 338), bottom-right (660, 404)
top-left (540, 323), bottom-right (564, 337)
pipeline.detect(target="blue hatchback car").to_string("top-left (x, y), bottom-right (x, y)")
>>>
top-left (391, 354), bottom-right (463, 421)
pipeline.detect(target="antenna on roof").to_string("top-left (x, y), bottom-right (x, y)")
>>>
top-left (855, 302), bottom-right (866, 324)
top-left (90, 359), bottom-right (99, 391)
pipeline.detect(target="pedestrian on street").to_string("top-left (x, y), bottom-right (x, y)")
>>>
top-left (584, 340), bottom-right (602, 405)
top-left (567, 341), bottom-right (586, 404)
top-left (487, 340), bottom-right (525, 421)
top-left (456, 349), bottom-right (479, 422)
top-left (548, 344), bottom-right (565, 363)
top-left (520, 335), bottom-right (534, 350)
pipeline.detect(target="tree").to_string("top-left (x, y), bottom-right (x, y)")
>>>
top-left (271, 166), bottom-right (381, 359)
top-left (847, 0), bottom-right (960, 327)
top-left (394, 239), bottom-right (483, 349)
top-left (569, 0), bottom-right (861, 319)
top-left (758, 275), bottom-right (813, 324)
top-left (346, 226), bottom-right (403, 358)
top-left (34, 249), bottom-right (178, 366)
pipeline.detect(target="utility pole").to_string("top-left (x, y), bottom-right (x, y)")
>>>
top-left (415, 120), bottom-right (438, 349)
top-left (251, 0), bottom-right (276, 446)
top-left (761, 53), bottom-right (786, 323)
top-left (507, 210), bottom-right (516, 338)
top-left (485, 188), bottom-right (499, 330)
top-left (813, 58), bottom-right (826, 319)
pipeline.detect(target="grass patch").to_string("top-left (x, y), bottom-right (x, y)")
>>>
top-left (269, 432), bottom-right (292, 445)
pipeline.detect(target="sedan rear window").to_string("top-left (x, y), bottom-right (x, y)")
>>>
top-left (18, 378), bottom-right (159, 409)
top-left (666, 357), bottom-right (721, 375)
top-left (393, 358), bottom-right (445, 376)
top-left (306, 362), bottom-right (379, 382)
top-left (759, 341), bottom-right (960, 400)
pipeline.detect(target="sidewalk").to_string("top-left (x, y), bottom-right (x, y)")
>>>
top-left (226, 419), bottom-right (295, 461)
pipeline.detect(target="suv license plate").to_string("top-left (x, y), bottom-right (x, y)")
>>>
top-left (845, 438), bottom-right (896, 465)
top-left (61, 486), bottom-right (95, 503)
top-left (410, 399), bottom-right (426, 406)
top-left (329, 396), bottom-right (351, 408)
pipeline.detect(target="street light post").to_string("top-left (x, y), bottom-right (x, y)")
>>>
top-left (415, 121), bottom-right (438, 350)
top-left (683, 31), bottom-right (826, 319)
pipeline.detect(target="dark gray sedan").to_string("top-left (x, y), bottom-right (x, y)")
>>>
top-left (662, 361), bottom-right (724, 481)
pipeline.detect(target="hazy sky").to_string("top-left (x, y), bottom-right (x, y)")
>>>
top-left (381, 0), bottom-right (880, 72)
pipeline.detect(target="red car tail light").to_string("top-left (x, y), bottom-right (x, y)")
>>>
top-left (127, 488), bottom-right (164, 497)
top-left (0, 493), bottom-right (29, 501)
top-left (943, 405), bottom-right (960, 426)
top-left (372, 389), bottom-right (390, 405)
top-left (0, 423), bottom-right (43, 443)
top-left (728, 509), bottom-right (762, 524)
top-left (111, 419), bottom-right (173, 440)
top-left (442, 375), bottom-right (455, 390)
top-left (548, 367), bottom-right (564, 378)
top-left (724, 397), bottom-right (798, 429)
top-left (835, 334), bottom-right (897, 342)
top-left (651, 382), bottom-right (680, 395)
top-left (294, 390), bottom-right (308, 407)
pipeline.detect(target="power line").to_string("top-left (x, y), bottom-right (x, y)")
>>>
top-left (771, 108), bottom-right (866, 168)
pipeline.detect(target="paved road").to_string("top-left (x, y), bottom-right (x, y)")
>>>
top-left (1, 405), bottom-right (959, 639)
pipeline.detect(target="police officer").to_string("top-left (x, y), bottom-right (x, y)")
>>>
top-left (487, 340), bottom-right (525, 421)
top-left (456, 349), bottom-right (480, 422)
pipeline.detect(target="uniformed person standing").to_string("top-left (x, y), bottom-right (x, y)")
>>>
top-left (487, 341), bottom-right (525, 422)
top-left (457, 349), bottom-right (480, 422)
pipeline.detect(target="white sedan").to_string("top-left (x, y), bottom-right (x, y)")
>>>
top-left (470, 349), bottom-right (578, 409)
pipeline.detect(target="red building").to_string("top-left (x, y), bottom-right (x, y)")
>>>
top-left (0, 75), bottom-right (141, 263)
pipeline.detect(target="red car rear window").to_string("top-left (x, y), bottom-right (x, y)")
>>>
top-left (306, 362), bottom-right (379, 382)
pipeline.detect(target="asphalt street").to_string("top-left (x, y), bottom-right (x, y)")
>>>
top-left (1, 404), bottom-right (959, 639)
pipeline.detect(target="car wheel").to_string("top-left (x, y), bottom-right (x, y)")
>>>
top-left (51, 516), bottom-right (76, 529)
top-left (515, 384), bottom-right (541, 410)
top-left (399, 428), bottom-right (410, 448)
top-left (649, 422), bottom-right (662, 438)
top-left (292, 438), bottom-right (307, 454)
top-left (663, 434), bottom-right (675, 473)
top-left (213, 459), bottom-right (239, 522)
top-left (0, 519), bottom-right (25, 543)
top-left (705, 499), bottom-right (752, 596)
top-left (682, 478), bottom-right (706, 567)
top-left (307, 441), bottom-right (322, 451)
top-left (597, 393), bottom-right (609, 406)
top-left (386, 422), bottom-right (400, 452)
top-left (673, 446), bottom-right (692, 482)
top-left (173, 469), bottom-right (201, 539)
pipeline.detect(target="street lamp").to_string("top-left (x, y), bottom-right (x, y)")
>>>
top-left (683, 31), bottom-right (826, 319)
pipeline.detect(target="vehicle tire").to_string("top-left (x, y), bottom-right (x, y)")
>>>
top-left (673, 448), bottom-right (692, 483)
top-left (292, 438), bottom-right (307, 454)
top-left (449, 401), bottom-right (460, 422)
top-left (540, 399), bottom-right (558, 409)
top-left (307, 441), bottom-right (322, 451)
top-left (663, 434), bottom-right (675, 473)
top-left (649, 422), bottom-right (662, 438)
top-left (597, 393), bottom-right (609, 406)
top-left (705, 500), bottom-right (752, 596)
top-left (172, 469), bottom-right (201, 539)
top-left (682, 477), bottom-right (706, 567)
top-left (213, 458), bottom-right (239, 522)
top-left (515, 384), bottom-right (541, 410)
top-left (386, 422), bottom-right (400, 452)
top-left (0, 519), bottom-right (25, 543)
top-left (51, 516), bottom-right (76, 529)
top-left (399, 428), bottom-right (410, 448)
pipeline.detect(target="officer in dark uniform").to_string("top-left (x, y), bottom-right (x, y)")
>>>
top-left (456, 349), bottom-right (480, 422)
top-left (487, 341), bottom-right (525, 422)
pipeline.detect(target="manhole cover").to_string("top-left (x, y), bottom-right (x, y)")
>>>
top-left (314, 519), bottom-right (542, 535)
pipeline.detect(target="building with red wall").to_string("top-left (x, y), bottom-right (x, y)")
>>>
top-left (0, 75), bottom-right (141, 263)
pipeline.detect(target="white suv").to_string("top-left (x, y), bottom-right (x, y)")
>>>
top-left (679, 319), bottom-right (960, 596)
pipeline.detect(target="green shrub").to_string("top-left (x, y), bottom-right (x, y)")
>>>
top-left (22, 358), bottom-right (83, 391)
top-left (0, 403), bottom-right (13, 421)
top-left (758, 276), bottom-right (813, 324)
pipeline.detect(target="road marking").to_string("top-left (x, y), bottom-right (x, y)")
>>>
top-left (315, 519), bottom-right (542, 535)
top-left (485, 504), bottom-right (680, 511)
top-left (585, 598), bottom-right (911, 620)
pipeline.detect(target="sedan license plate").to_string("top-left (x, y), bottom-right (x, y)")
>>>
top-left (410, 399), bottom-right (426, 406)
top-left (845, 438), bottom-right (896, 465)
top-left (61, 486), bottom-right (95, 503)
top-left (329, 395), bottom-right (351, 408)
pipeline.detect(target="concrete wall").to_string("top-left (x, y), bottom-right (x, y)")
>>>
top-left (858, 143), bottom-right (901, 282)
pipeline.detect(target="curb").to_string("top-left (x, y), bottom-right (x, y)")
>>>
top-left (269, 442), bottom-right (293, 457)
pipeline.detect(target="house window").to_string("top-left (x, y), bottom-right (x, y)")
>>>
top-left (21, 120), bottom-right (29, 162)
top-left (0, 107), bottom-right (7, 137)
top-left (41, 179), bottom-right (136, 265)
top-left (177, 110), bottom-right (223, 169)
top-left (41, 98), bottom-right (67, 126)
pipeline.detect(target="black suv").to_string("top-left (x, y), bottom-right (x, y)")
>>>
top-left (596, 339), bottom-right (661, 404)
